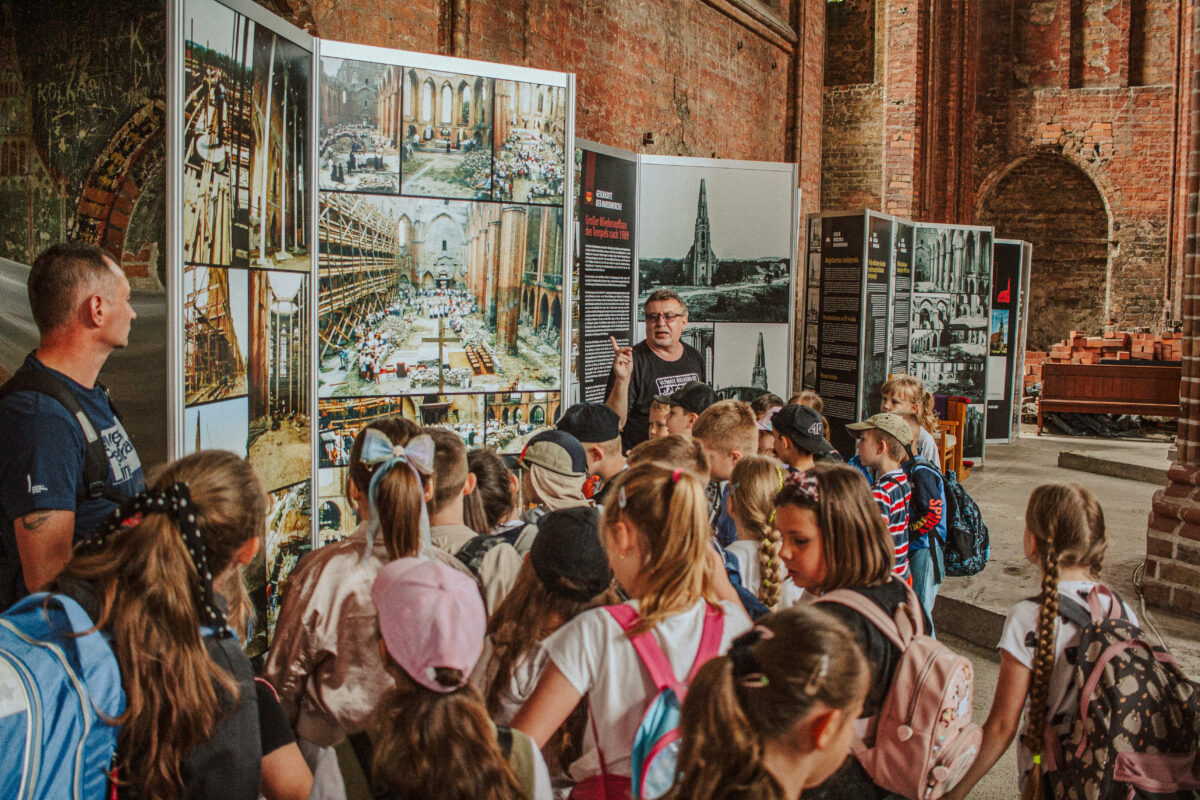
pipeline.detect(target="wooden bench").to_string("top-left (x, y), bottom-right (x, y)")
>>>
top-left (1037, 363), bottom-right (1180, 435)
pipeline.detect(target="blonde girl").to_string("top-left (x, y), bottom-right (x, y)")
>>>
top-left (512, 462), bottom-right (752, 797)
top-left (726, 455), bottom-right (803, 610)
top-left (51, 450), bottom-right (267, 800)
top-left (879, 375), bottom-right (938, 463)
top-left (943, 484), bottom-right (1130, 800)
top-left (771, 461), bottom-right (930, 800)
top-left (666, 605), bottom-right (870, 800)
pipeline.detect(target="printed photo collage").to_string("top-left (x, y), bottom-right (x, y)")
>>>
top-left (316, 54), bottom-right (570, 542)
top-left (183, 0), bottom-right (314, 654)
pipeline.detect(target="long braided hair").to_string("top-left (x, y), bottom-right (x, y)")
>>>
top-left (1022, 484), bottom-right (1107, 757)
top-left (728, 455), bottom-right (788, 609)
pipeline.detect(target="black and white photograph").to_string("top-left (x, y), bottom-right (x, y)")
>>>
top-left (317, 193), bottom-right (563, 397)
top-left (184, 265), bottom-right (247, 405)
top-left (248, 270), bottom-right (311, 490)
top-left (401, 68), bottom-right (493, 200)
top-left (264, 480), bottom-right (312, 643)
top-left (711, 323), bottom-right (790, 402)
top-left (485, 391), bottom-right (560, 453)
top-left (248, 25), bottom-right (310, 271)
top-left (183, 396), bottom-right (248, 457)
top-left (492, 81), bottom-right (567, 204)
top-left (183, 0), bottom-right (253, 266)
top-left (319, 57), bottom-right (399, 193)
top-left (637, 163), bottom-right (793, 323)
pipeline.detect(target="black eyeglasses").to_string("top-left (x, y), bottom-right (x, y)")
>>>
top-left (645, 312), bottom-right (684, 323)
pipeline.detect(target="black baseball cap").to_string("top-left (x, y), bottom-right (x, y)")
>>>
top-left (772, 404), bottom-right (836, 456)
top-left (653, 381), bottom-right (717, 416)
top-left (530, 507), bottom-right (612, 602)
top-left (557, 403), bottom-right (620, 444)
top-left (519, 430), bottom-right (589, 476)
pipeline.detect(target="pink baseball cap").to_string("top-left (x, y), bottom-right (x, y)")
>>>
top-left (371, 557), bottom-right (486, 693)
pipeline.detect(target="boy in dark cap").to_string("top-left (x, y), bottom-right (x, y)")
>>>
top-left (556, 403), bottom-right (627, 507)
top-left (771, 403), bottom-right (837, 472)
top-left (652, 380), bottom-right (717, 439)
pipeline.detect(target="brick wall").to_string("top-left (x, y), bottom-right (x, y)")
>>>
top-left (821, 84), bottom-right (882, 210)
top-left (262, 0), bottom-right (824, 213)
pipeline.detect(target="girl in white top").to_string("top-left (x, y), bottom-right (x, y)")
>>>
top-left (879, 375), bottom-right (940, 464)
top-left (512, 461), bottom-right (752, 796)
top-left (945, 483), bottom-right (1130, 800)
top-left (727, 455), bottom-right (804, 611)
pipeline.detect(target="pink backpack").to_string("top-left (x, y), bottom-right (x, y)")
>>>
top-left (819, 583), bottom-right (981, 800)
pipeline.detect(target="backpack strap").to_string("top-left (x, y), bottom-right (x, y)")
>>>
top-left (454, 533), bottom-right (506, 576)
top-left (686, 604), bottom-right (725, 683)
top-left (496, 724), bottom-right (514, 758)
top-left (605, 603), bottom-right (724, 692)
top-left (0, 370), bottom-right (124, 503)
top-left (817, 580), bottom-right (922, 651)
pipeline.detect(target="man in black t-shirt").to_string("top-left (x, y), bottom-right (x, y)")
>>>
top-left (605, 288), bottom-right (707, 451)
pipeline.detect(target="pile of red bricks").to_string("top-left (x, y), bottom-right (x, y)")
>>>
top-left (1023, 330), bottom-right (1183, 392)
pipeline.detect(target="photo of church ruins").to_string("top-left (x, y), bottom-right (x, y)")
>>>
top-left (319, 57), bottom-right (400, 193)
top-left (247, 270), bottom-right (311, 490)
top-left (400, 68), bottom-right (494, 199)
top-left (264, 480), bottom-right (311, 644)
top-left (317, 192), bottom-right (564, 396)
top-left (909, 226), bottom-right (992, 397)
top-left (183, 0), bottom-right (252, 267)
top-left (184, 265), bottom-right (247, 404)
top-left (638, 170), bottom-right (791, 323)
top-left (492, 81), bottom-right (567, 205)
top-left (248, 26), bottom-right (310, 271)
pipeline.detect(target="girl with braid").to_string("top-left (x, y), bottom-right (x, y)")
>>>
top-left (667, 605), bottom-right (870, 800)
top-left (943, 483), bottom-right (1130, 800)
top-left (726, 455), bottom-right (803, 611)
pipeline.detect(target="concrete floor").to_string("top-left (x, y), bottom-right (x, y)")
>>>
top-left (942, 633), bottom-right (1018, 799)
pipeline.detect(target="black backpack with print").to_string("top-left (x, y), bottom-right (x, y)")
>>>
top-left (1033, 585), bottom-right (1200, 800)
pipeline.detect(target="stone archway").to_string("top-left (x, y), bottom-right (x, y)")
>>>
top-left (976, 153), bottom-right (1109, 349)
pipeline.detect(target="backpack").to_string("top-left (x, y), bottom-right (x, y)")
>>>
top-left (607, 603), bottom-right (724, 800)
top-left (941, 470), bottom-right (988, 577)
top-left (0, 592), bottom-right (125, 800)
top-left (0, 370), bottom-right (127, 503)
top-left (818, 582), bottom-right (981, 800)
top-left (454, 533), bottom-right (509, 577)
top-left (1034, 585), bottom-right (1200, 800)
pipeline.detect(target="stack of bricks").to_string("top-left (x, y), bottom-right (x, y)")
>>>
top-left (1023, 329), bottom-right (1184, 392)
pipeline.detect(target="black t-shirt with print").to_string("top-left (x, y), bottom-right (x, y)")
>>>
top-left (606, 341), bottom-right (706, 451)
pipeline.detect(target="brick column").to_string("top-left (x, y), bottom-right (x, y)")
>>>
top-left (1145, 4), bottom-right (1200, 618)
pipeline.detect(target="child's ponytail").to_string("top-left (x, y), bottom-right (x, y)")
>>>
top-left (730, 456), bottom-right (788, 609)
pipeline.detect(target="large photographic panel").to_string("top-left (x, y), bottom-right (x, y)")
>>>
top-left (492, 81), bottom-right (567, 205)
top-left (318, 57), bottom-right (400, 194)
top-left (401, 69), bottom-right (494, 200)
top-left (317, 192), bottom-right (562, 396)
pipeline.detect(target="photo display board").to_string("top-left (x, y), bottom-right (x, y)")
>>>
top-left (987, 239), bottom-right (1027, 442)
top-left (575, 141), bottom-right (637, 404)
top-left (312, 41), bottom-right (573, 544)
top-left (176, 0), bottom-right (315, 654)
top-left (909, 223), bottom-right (994, 461)
top-left (634, 157), bottom-right (798, 404)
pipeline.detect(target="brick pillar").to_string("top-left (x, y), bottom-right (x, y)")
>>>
top-left (1145, 4), bottom-right (1200, 618)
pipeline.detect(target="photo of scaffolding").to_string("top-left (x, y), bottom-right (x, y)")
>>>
top-left (317, 192), bottom-right (563, 397)
top-left (248, 25), bottom-right (310, 271)
top-left (183, 0), bottom-right (253, 267)
top-left (484, 391), bottom-right (559, 453)
top-left (319, 57), bottom-right (399, 194)
top-left (264, 480), bottom-right (312, 643)
top-left (400, 68), bottom-right (493, 200)
top-left (492, 81), bottom-right (567, 205)
top-left (248, 271), bottom-right (311, 490)
top-left (184, 266), bottom-right (247, 404)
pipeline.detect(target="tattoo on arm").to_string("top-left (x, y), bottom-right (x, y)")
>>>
top-left (20, 511), bottom-right (54, 531)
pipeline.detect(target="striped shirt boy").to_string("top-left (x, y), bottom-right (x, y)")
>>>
top-left (872, 468), bottom-right (912, 580)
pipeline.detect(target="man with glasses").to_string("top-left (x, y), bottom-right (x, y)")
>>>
top-left (605, 288), bottom-right (707, 451)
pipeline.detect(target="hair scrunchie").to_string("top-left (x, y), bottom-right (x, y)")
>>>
top-left (76, 482), bottom-right (229, 635)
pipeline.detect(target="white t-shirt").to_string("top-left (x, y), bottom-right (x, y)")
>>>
top-left (543, 599), bottom-right (752, 781)
top-left (726, 540), bottom-right (804, 610)
top-left (917, 427), bottom-right (938, 464)
top-left (472, 635), bottom-right (551, 725)
top-left (996, 581), bottom-right (1138, 789)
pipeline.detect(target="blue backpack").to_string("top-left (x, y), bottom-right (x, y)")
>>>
top-left (0, 592), bottom-right (125, 800)
top-left (606, 603), bottom-right (724, 799)
top-left (942, 470), bottom-right (989, 577)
